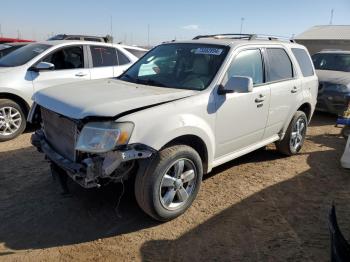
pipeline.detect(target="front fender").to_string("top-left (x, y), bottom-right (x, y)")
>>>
top-left (124, 111), bottom-right (216, 172)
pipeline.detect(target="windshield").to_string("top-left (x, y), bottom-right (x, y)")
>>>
top-left (0, 43), bottom-right (51, 67)
top-left (48, 34), bottom-right (65, 40)
top-left (312, 53), bottom-right (350, 72)
top-left (119, 43), bottom-right (229, 90)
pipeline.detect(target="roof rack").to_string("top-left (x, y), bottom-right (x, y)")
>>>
top-left (193, 33), bottom-right (295, 43)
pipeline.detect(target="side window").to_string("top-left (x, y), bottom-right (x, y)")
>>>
top-left (116, 49), bottom-right (131, 65)
top-left (227, 49), bottom-right (264, 85)
top-left (292, 48), bottom-right (314, 77)
top-left (266, 48), bottom-right (293, 82)
top-left (90, 46), bottom-right (117, 67)
top-left (43, 46), bottom-right (84, 70)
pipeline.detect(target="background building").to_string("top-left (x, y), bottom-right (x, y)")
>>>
top-left (295, 25), bottom-right (350, 55)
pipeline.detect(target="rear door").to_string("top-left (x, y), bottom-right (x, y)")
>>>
top-left (32, 45), bottom-right (90, 92)
top-left (263, 47), bottom-right (303, 139)
top-left (88, 45), bottom-right (117, 79)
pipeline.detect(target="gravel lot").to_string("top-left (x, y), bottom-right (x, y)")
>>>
top-left (1, 112), bottom-right (350, 262)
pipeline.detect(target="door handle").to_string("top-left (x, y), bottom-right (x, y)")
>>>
top-left (291, 86), bottom-right (298, 93)
top-left (75, 72), bottom-right (87, 77)
top-left (255, 94), bottom-right (265, 103)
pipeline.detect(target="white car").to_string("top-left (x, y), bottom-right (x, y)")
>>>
top-left (0, 40), bottom-right (147, 141)
top-left (30, 34), bottom-right (318, 221)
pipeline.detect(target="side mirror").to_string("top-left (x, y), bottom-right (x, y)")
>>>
top-left (218, 76), bottom-right (253, 94)
top-left (29, 62), bottom-right (55, 72)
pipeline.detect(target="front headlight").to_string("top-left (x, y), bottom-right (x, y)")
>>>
top-left (75, 122), bottom-right (134, 153)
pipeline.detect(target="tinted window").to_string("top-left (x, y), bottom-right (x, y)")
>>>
top-left (119, 43), bottom-right (229, 90)
top-left (0, 43), bottom-right (51, 67)
top-left (43, 46), bottom-right (84, 70)
top-left (227, 49), bottom-right (264, 85)
top-left (292, 48), bottom-right (314, 77)
top-left (312, 53), bottom-right (350, 72)
top-left (85, 37), bottom-right (102, 42)
top-left (125, 48), bottom-right (148, 58)
top-left (90, 46), bottom-right (117, 67)
top-left (116, 50), bottom-right (130, 65)
top-left (266, 48), bottom-right (293, 81)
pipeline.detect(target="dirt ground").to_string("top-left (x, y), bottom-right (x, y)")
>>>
top-left (1, 112), bottom-right (350, 262)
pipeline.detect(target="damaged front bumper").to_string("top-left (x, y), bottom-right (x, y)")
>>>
top-left (31, 130), bottom-right (154, 188)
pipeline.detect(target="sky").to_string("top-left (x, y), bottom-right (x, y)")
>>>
top-left (0, 0), bottom-right (350, 46)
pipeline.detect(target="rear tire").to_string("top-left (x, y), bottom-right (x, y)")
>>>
top-left (0, 99), bottom-right (26, 142)
top-left (276, 111), bottom-right (307, 156)
top-left (135, 145), bottom-right (203, 221)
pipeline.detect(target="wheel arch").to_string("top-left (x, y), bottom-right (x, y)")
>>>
top-left (0, 92), bottom-right (30, 116)
top-left (160, 134), bottom-right (210, 174)
top-left (297, 102), bottom-right (312, 122)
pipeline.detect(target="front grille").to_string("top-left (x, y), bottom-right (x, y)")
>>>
top-left (41, 108), bottom-right (77, 161)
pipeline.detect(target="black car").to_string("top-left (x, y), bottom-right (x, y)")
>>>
top-left (47, 34), bottom-right (112, 43)
top-left (312, 51), bottom-right (350, 115)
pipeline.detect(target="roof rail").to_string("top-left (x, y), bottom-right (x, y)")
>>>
top-left (193, 33), bottom-right (295, 43)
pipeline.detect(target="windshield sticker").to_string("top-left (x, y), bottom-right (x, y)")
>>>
top-left (194, 47), bottom-right (223, 55)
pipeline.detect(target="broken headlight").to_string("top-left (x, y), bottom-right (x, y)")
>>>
top-left (75, 122), bottom-right (134, 153)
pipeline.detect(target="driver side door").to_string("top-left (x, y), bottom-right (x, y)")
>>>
top-left (215, 48), bottom-right (270, 158)
top-left (31, 45), bottom-right (90, 92)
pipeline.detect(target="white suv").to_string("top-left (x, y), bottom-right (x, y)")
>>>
top-left (30, 34), bottom-right (318, 221)
top-left (0, 40), bottom-right (147, 141)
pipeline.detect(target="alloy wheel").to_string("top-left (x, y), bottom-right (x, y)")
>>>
top-left (159, 158), bottom-right (197, 210)
top-left (0, 106), bottom-right (22, 136)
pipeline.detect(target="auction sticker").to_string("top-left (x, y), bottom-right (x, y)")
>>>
top-left (194, 47), bottom-right (223, 55)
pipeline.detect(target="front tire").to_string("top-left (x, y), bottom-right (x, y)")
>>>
top-left (135, 145), bottom-right (203, 221)
top-left (276, 111), bottom-right (308, 156)
top-left (0, 99), bottom-right (26, 142)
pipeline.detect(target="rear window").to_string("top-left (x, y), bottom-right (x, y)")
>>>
top-left (116, 50), bottom-right (130, 65)
top-left (90, 46), bottom-right (117, 67)
top-left (292, 48), bottom-right (314, 77)
top-left (266, 48), bottom-right (294, 82)
top-left (124, 48), bottom-right (148, 58)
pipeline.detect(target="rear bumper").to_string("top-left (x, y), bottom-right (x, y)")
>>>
top-left (31, 130), bottom-right (154, 188)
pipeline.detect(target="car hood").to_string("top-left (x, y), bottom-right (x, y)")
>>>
top-left (33, 79), bottom-right (197, 119)
top-left (0, 66), bottom-right (18, 73)
top-left (316, 70), bottom-right (350, 86)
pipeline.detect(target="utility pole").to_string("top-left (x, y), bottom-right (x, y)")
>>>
top-left (110, 15), bottom-right (113, 40)
top-left (240, 17), bottom-right (245, 34)
top-left (0, 24), bottom-right (2, 38)
top-left (147, 24), bottom-right (150, 47)
top-left (329, 9), bottom-right (334, 25)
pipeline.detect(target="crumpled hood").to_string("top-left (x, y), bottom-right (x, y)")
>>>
top-left (316, 70), bottom-right (350, 86)
top-left (33, 78), bottom-right (197, 119)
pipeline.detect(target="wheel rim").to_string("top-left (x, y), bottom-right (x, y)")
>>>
top-left (159, 158), bottom-right (197, 211)
top-left (290, 117), bottom-right (306, 151)
top-left (0, 106), bottom-right (22, 136)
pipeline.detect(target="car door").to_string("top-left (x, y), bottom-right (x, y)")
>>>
top-left (88, 45), bottom-right (116, 79)
top-left (31, 45), bottom-right (90, 91)
top-left (262, 47), bottom-right (303, 139)
top-left (113, 48), bottom-right (133, 77)
top-left (215, 48), bottom-right (270, 158)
